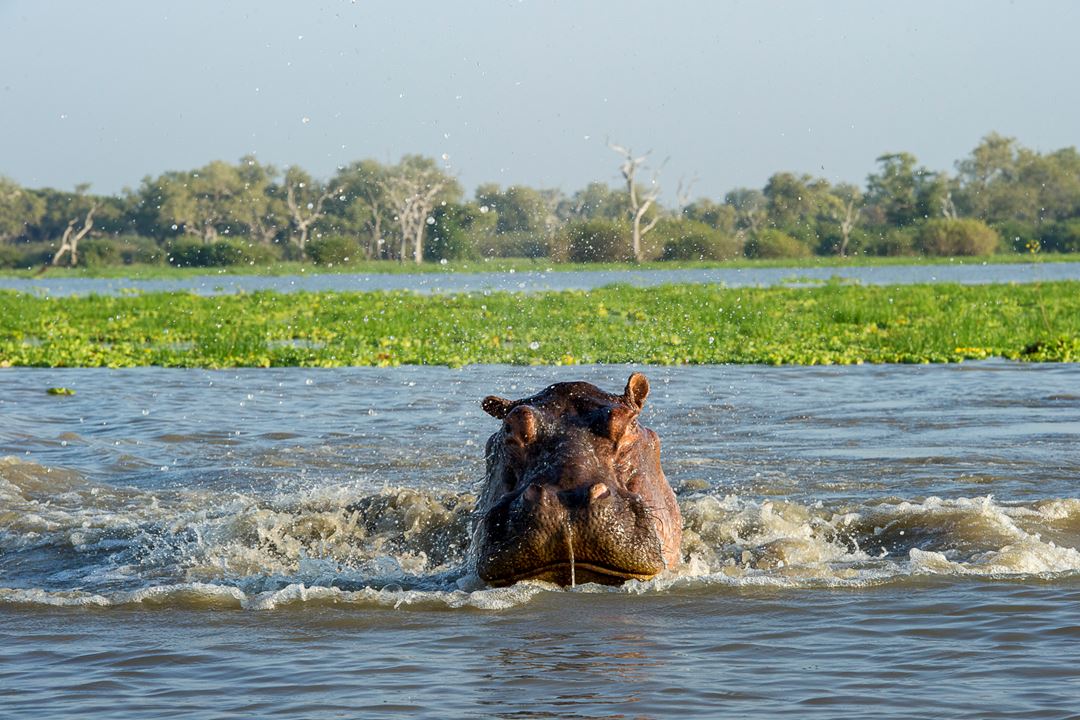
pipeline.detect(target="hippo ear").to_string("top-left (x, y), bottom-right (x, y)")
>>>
top-left (606, 404), bottom-right (637, 441)
top-left (482, 395), bottom-right (514, 419)
top-left (504, 405), bottom-right (539, 447)
top-left (622, 372), bottom-right (650, 411)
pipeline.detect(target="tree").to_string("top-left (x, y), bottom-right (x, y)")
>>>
top-left (234, 155), bottom-right (285, 245)
top-left (332, 159), bottom-right (392, 260)
top-left (557, 182), bottom-right (628, 222)
top-left (0, 177), bottom-right (45, 243)
top-left (43, 184), bottom-right (98, 268)
top-left (865, 153), bottom-right (921, 227)
top-left (682, 198), bottom-right (737, 235)
top-left (155, 161), bottom-right (245, 242)
top-left (382, 155), bottom-right (460, 264)
top-left (610, 142), bottom-right (663, 263)
top-left (762, 172), bottom-right (833, 253)
top-left (724, 187), bottom-right (767, 239)
top-left (822, 183), bottom-right (864, 256)
top-left (283, 166), bottom-right (340, 256)
top-left (475, 183), bottom-right (552, 235)
top-left (426, 202), bottom-right (496, 261)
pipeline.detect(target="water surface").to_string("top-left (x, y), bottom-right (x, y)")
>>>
top-left (2, 260), bottom-right (1079, 296)
top-left (2, 363), bottom-right (1079, 717)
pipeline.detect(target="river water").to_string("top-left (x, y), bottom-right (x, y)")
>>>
top-left (2, 363), bottom-right (1079, 718)
top-left (2, 260), bottom-right (1080, 296)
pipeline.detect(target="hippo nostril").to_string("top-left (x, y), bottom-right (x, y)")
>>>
top-left (589, 483), bottom-right (611, 503)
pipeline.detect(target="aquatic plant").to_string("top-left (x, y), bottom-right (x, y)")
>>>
top-left (0, 282), bottom-right (1077, 368)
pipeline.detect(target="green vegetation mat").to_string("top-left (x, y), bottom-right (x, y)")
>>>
top-left (3, 252), bottom-right (1080, 279)
top-left (1, 282), bottom-right (1077, 368)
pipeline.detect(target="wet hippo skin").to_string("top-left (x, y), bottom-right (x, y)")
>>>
top-left (473, 373), bottom-right (682, 586)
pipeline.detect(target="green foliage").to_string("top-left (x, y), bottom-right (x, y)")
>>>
top-left (476, 230), bottom-right (551, 259)
top-left (0, 177), bottom-right (45, 243)
top-left (915, 218), bottom-right (1001, 256)
top-left (167, 238), bottom-right (280, 267)
top-left (4, 137), bottom-right (1080, 267)
top-left (993, 220), bottom-right (1040, 253)
top-left (307, 235), bottom-right (360, 265)
top-left (559, 183), bottom-right (629, 222)
top-left (863, 227), bottom-right (917, 256)
top-left (552, 219), bottom-right (632, 263)
top-left (1038, 220), bottom-right (1080, 254)
top-left (0, 244), bottom-right (26, 268)
top-left (425, 203), bottom-right (495, 261)
top-left (78, 237), bottom-right (165, 267)
top-left (2, 282), bottom-right (1078, 368)
top-left (0, 242), bottom-right (51, 268)
top-left (745, 229), bottom-right (812, 259)
top-left (475, 184), bottom-right (552, 234)
top-left (656, 218), bottom-right (743, 261)
top-left (682, 199), bottom-right (737, 235)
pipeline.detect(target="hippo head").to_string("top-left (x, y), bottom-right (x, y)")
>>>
top-left (472, 373), bottom-right (682, 586)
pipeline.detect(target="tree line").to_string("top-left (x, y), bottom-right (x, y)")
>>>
top-left (1, 133), bottom-right (1079, 269)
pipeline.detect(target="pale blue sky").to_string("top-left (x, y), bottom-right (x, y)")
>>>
top-left (1, 0), bottom-right (1077, 202)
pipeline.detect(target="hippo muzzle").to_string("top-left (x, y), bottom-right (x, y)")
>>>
top-left (472, 373), bottom-right (682, 586)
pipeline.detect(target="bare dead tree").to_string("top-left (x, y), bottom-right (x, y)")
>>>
top-left (356, 187), bottom-right (386, 260)
top-left (45, 202), bottom-right (98, 270)
top-left (826, 184), bottom-right (864, 257)
top-left (384, 175), bottom-right (447, 264)
top-left (836, 197), bottom-right (859, 257)
top-left (942, 191), bottom-right (958, 220)
top-left (610, 142), bottom-right (662, 262)
top-left (285, 180), bottom-right (339, 256)
top-left (676, 175), bottom-right (699, 214)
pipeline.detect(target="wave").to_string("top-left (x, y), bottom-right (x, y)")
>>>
top-left (3, 456), bottom-right (1080, 610)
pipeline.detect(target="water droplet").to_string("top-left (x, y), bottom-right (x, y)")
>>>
top-left (529, 341), bottom-right (540, 350)
top-left (479, 205), bottom-right (489, 213)
top-left (426, 216), bottom-right (435, 225)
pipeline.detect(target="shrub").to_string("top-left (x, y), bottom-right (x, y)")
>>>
top-left (993, 220), bottom-right (1040, 253)
top-left (307, 235), bottom-right (359, 265)
top-left (80, 236), bottom-right (165, 267)
top-left (0, 244), bottom-right (25, 268)
top-left (552, 219), bottom-right (632, 263)
top-left (1038, 220), bottom-right (1080, 254)
top-left (167, 237), bottom-right (280, 267)
top-left (916, 218), bottom-right (1000, 256)
top-left (656, 218), bottom-right (743, 261)
top-left (864, 227), bottom-right (919, 256)
top-left (0, 241), bottom-right (52, 268)
top-left (744, 229), bottom-right (812, 259)
top-left (477, 230), bottom-right (551, 259)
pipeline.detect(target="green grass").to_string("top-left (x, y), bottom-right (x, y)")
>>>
top-left (1, 282), bottom-right (1077, 368)
top-left (3, 252), bottom-right (1080, 280)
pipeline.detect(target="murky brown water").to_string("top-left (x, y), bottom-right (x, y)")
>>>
top-left (2, 363), bottom-right (1079, 718)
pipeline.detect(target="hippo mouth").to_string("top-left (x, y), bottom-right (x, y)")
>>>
top-left (484, 560), bottom-right (660, 587)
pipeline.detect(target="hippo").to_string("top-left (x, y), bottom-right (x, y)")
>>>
top-left (472, 372), bottom-right (682, 586)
